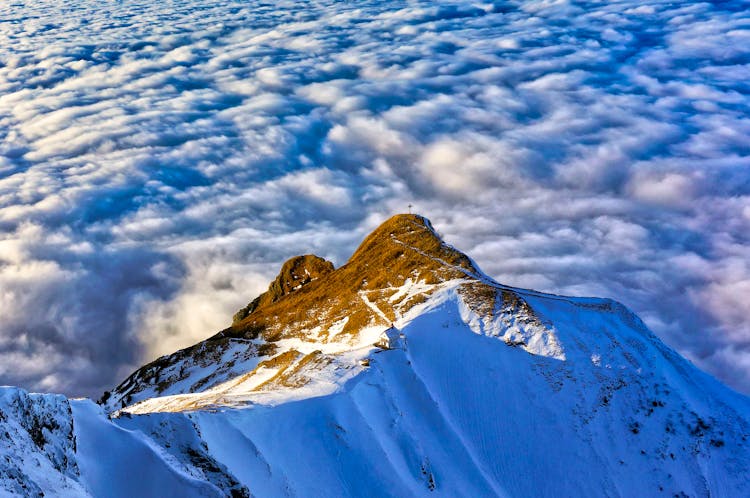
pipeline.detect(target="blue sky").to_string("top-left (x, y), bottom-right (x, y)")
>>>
top-left (0, 0), bottom-right (749, 397)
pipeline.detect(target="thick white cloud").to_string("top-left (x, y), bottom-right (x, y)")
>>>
top-left (0, 0), bottom-right (749, 397)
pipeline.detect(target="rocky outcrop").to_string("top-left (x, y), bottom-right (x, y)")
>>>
top-left (232, 254), bottom-right (335, 323)
top-left (0, 388), bottom-right (82, 496)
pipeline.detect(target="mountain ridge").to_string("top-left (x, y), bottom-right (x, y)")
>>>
top-left (103, 214), bottom-right (507, 411)
top-left (2, 213), bottom-right (750, 496)
top-left (104, 214), bottom-right (687, 415)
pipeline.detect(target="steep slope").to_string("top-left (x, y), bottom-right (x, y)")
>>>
top-left (186, 303), bottom-right (750, 496)
top-left (103, 214), bottom-right (491, 411)
top-left (4, 291), bottom-right (749, 496)
top-left (231, 254), bottom-right (335, 324)
top-left (3, 213), bottom-right (749, 497)
top-left (0, 388), bottom-right (85, 496)
top-left (0, 387), bottom-right (249, 497)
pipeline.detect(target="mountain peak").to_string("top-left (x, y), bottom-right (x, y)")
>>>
top-left (10, 210), bottom-right (750, 497)
top-left (106, 213), bottom-right (529, 410)
top-left (226, 213), bottom-right (481, 339)
top-left (233, 254), bottom-right (335, 323)
top-left (348, 213), bottom-right (477, 278)
top-left (233, 214), bottom-right (454, 324)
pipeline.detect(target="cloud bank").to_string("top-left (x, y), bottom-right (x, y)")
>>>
top-left (0, 0), bottom-right (749, 396)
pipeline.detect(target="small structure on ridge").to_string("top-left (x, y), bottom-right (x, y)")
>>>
top-left (376, 325), bottom-right (405, 350)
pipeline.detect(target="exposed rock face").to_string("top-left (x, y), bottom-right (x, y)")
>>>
top-left (0, 387), bottom-right (251, 497)
top-left (232, 255), bottom-right (335, 323)
top-left (0, 389), bottom-right (83, 496)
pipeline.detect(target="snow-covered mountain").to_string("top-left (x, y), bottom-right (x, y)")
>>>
top-left (2, 214), bottom-right (749, 497)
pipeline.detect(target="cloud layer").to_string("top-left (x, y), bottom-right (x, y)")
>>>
top-left (0, 0), bottom-right (749, 397)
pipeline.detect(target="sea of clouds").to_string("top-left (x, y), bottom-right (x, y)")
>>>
top-left (0, 0), bottom-right (748, 397)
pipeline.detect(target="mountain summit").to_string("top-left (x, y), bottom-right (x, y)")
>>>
top-left (2, 214), bottom-right (749, 497)
top-left (227, 214), bottom-right (500, 341)
top-left (104, 214), bottom-right (556, 411)
top-left (228, 214), bottom-right (479, 340)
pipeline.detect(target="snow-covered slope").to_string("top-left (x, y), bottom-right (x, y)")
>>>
top-left (2, 214), bottom-right (750, 497)
top-left (0, 387), bottom-right (247, 497)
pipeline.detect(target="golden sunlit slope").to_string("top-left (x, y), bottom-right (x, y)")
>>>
top-left (232, 254), bottom-right (335, 324)
top-left (225, 214), bottom-right (480, 341)
top-left (104, 214), bottom-right (546, 411)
